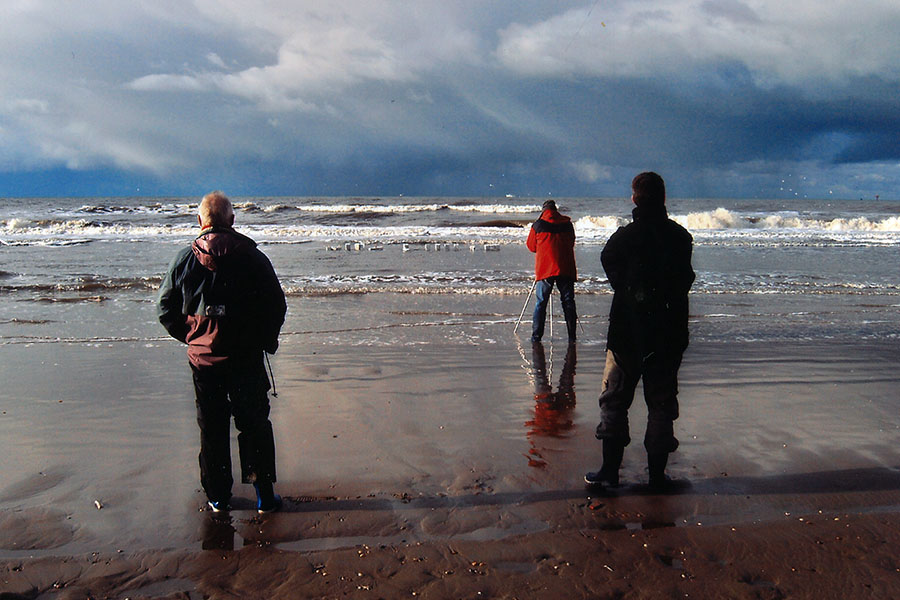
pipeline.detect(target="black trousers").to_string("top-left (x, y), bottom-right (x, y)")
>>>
top-left (191, 357), bottom-right (276, 502)
top-left (595, 349), bottom-right (682, 456)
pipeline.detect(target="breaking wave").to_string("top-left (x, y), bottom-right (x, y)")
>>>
top-left (675, 208), bottom-right (900, 232)
top-left (578, 209), bottom-right (900, 233)
top-left (0, 276), bottom-right (160, 295)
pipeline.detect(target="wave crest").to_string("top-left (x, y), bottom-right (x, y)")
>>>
top-left (673, 209), bottom-right (900, 232)
top-left (677, 208), bottom-right (746, 230)
top-left (574, 215), bottom-right (623, 231)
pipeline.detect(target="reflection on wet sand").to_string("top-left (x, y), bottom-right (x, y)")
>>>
top-left (525, 342), bottom-right (577, 469)
top-left (201, 514), bottom-right (235, 551)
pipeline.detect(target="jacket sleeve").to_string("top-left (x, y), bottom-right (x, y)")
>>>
top-left (255, 251), bottom-right (287, 354)
top-left (157, 249), bottom-right (190, 343)
top-left (677, 232), bottom-right (696, 294)
top-left (600, 228), bottom-right (627, 291)
top-left (526, 225), bottom-right (537, 253)
top-left (565, 222), bottom-right (575, 248)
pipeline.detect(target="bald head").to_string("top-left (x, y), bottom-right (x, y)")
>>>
top-left (198, 191), bottom-right (235, 229)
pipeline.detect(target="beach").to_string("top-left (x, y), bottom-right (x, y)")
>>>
top-left (2, 289), bottom-right (900, 598)
top-left (2, 195), bottom-right (900, 598)
top-left (2, 0), bottom-right (899, 592)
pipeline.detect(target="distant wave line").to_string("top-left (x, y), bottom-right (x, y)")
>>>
top-left (2, 276), bottom-right (897, 299)
top-left (70, 201), bottom-right (543, 216)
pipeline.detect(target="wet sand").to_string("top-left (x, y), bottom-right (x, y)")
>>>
top-left (2, 293), bottom-right (900, 598)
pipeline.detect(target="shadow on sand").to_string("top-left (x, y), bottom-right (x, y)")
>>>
top-left (199, 465), bottom-right (900, 551)
top-left (216, 465), bottom-right (900, 515)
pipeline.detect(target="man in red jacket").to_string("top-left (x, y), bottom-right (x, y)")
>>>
top-left (526, 200), bottom-right (577, 342)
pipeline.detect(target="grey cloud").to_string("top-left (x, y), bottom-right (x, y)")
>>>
top-left (699, 0), bottom-right (762, 25)
top-left (1, 0), bottom-right (899, 198)
top-left (496, 1), bottom-right (900, 89)
top-left (129, 74), bottom-right (211, 93)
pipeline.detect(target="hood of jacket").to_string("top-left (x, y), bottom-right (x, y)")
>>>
top-left (191, 227), bottom-right (257, 271)
top-left (539, 208), bottom-right (571, 225)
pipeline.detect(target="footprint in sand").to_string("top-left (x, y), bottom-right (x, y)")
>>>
top-left (0, 467), bottom-right (70, 503)
top-left (0, 507), bottom-right (75, 550)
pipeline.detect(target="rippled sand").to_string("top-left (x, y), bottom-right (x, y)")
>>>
top-left (2, 293), bottom-right (899, 598)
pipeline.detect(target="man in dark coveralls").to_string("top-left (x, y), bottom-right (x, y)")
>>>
top-left (585, 172), bottom-right (695, 490)
top-left (158, 191), bottom-right (287, 513)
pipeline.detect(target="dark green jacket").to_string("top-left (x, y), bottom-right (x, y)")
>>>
top-left (158, 227), bottom-right (286, 367)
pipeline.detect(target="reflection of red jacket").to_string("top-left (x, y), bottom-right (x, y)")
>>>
top-left (526, 208), bottom-right (576, 280)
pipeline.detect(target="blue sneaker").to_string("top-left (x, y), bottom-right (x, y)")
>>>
top-left (207, 499), bottom-right (231, 513)
top-left (257, 494), bottom-right (282, 514)
top-left (254, 481), bottom-right (282, 514)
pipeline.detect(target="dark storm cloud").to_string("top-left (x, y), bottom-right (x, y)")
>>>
top-left (1, 1), bottom-right (899, 198)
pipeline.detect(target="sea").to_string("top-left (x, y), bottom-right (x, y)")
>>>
top-left (0, 195), bottom-right (898, 346)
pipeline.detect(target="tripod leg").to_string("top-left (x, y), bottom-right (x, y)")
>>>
top-left (513, 279), bottom-right (537, 334)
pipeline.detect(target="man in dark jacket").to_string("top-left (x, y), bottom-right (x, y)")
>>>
top-left (585, 173), bottom-right (694, 490)
top-left (526, 200), bottom-right (577, 342)
top-left (158, 191), bottom-right (287, 513)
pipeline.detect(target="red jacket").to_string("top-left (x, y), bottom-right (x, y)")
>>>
top-left (526, 208), bottom-right (577, 281)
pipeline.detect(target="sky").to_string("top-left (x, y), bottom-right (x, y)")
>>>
top-left (0, 0), bottom-right (898, 199)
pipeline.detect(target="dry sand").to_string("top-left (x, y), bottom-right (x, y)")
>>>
top-left (2, 294), bottom-right (900, 599)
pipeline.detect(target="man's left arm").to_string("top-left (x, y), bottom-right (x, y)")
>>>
top-left (255, 252), bottom-right (287, 354)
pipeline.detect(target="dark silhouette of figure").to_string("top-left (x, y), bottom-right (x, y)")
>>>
top-left (586, 173), bottom-right (694, 491)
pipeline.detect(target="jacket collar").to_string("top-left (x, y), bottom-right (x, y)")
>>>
top-left (632, 203), bottom-right (668, 222)
top-left (198, 225), bottom-right (235, 237)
